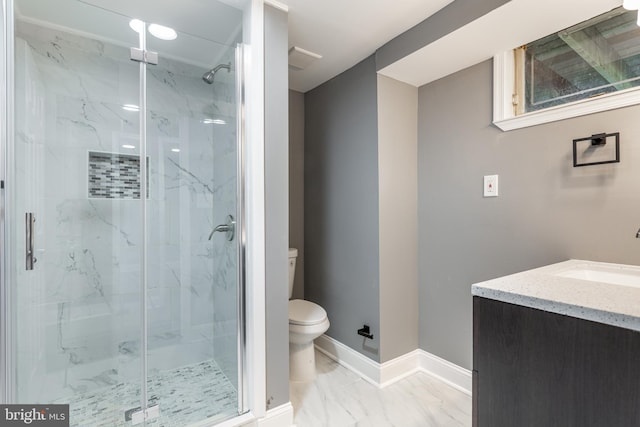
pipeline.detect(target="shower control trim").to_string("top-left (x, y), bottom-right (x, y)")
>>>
top-left (26, 212), bottom-right (37, 270)
top-left (209, 215), bottom-right (236, 242)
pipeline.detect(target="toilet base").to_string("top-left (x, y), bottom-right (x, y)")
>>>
top-left (289, 340), bottom-right (318, 382)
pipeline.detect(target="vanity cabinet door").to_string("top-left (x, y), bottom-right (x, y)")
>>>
top-left (473, 296), bottom-right (640, 427)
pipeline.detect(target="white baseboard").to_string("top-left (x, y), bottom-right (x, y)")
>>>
top-left (314, 334), bottom-right (471, 395)
top-left (418, 351), bottom-right (472, 395)
top-left (255, 402), bottom-right (294, 427)
top-left (314, 334), bottom-right (381, 386)
top-left (379, 349), bottom-right (422, 388)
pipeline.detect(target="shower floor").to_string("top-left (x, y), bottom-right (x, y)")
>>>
top-left (56, 359), bottom-right (238, 427)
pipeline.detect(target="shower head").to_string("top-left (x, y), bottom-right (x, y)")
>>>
top-left (202, 62), bottom-right (231, 84)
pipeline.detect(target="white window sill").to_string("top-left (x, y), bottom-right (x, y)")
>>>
top-left (494, 88), bottom-right (640, 131)
top-left (492, 52), bottom-right (640, 132)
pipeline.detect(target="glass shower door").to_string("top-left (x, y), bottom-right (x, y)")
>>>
top-left (8, 0), bottom-right (246, 425)
top-left (11, 2), bottom-right (145, 425)
top-left (143, 28), bottom-right (243, 425)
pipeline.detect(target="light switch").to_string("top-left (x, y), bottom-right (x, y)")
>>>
top-left (484, 175), bottom-right (499, 197)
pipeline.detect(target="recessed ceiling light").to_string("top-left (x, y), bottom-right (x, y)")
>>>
top-left (122, 144), bottom-right (136, 149)
top-left (129, 19), bottom-right (144, 33)
top-left (171, 148), bottom-right (180, 153)
top-left (202, 118), bottom-right (226, 125)
top-left (122, 104), bottom-right (139, 112)
top-left (149, 24), bottom-right (177, 41)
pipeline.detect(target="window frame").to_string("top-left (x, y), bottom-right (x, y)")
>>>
top-left (493, 48), bottom-right (640, 132)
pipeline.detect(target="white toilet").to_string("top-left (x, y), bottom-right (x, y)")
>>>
top-left (288, 248), bottom-right (330, 382)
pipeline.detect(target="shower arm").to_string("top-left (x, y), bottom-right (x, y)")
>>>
top-left (202, 62), bottom-right (231, 84)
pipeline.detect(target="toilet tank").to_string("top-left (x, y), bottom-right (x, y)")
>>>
top-left (288, 248), bottom-right (298, 299)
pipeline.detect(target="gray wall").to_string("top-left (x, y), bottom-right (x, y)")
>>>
top-left (289, 89), bottom-right (305, 299)
top-left (418, 59), bottom-right (640, 369)
top-left (305, 55), bottom-right (382, 362)
top-left (377, 75), bottom-right (419, 362)
top-left (264, 4), bottom-right (289, 409)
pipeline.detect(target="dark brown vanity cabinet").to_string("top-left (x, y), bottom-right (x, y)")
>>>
top-left (473, 296), bottom-right (640, 427)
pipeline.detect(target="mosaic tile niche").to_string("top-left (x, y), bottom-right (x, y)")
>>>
top-left (88, 152), bottom-right (149, 199)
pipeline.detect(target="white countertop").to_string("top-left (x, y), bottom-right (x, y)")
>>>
top-left (471, 259), bottom-right (640, 332)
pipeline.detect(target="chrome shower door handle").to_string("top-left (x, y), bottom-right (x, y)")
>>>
top-left (26, 212), bottom-right (37, 270)
top-left (208, 215), bottom-right (236, 242)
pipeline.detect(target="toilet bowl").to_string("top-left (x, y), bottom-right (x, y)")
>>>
top-left (288, 248), bottom-right (330, 382)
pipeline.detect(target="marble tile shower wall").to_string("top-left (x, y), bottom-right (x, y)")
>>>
top-left (88, 152), bottom-right (147, 199)
top-left (15, 21), bottom-right (239, 403)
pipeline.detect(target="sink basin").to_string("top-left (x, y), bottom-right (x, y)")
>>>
top-left (555, 264), bottom-right (640, 289)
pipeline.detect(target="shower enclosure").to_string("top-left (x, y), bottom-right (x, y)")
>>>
top-left (1, 0), bottom-right (256, 425)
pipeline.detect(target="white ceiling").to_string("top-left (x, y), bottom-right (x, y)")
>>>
top-left (278, 0), bottom-right (624, 93)
top-left (277, 0), bottom-right (455, 93)
top-left (16, 0), bottom-right (626, 93)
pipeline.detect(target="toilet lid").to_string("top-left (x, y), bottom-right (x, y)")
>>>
top-left (289, 299), bottom-right (327, 326)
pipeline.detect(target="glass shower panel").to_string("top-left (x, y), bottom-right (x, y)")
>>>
top-left (13, 1), bottom-right (143, 425)
top-left (145, 28), bottom-right (242, 425)
top-left (9, 0), bottom-right (247, 425)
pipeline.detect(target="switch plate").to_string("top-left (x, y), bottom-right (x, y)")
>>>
top-left (484, 175), bottom-right (499, 197)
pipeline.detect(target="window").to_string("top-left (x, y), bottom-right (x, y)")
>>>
top-left (493, 7), bottom-right (640, 131)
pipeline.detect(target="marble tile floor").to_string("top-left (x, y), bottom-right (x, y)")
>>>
top-left (54, 359), bottom-right (237, 427)
top-left (290, 350), bottom-right (472, 427)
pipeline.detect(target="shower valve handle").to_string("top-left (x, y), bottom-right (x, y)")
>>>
top-left (209, 215), bottom-right (235, 242)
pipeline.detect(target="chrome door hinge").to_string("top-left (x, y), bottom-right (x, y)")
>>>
top-left (130, 48), bottom-right (158, 65)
